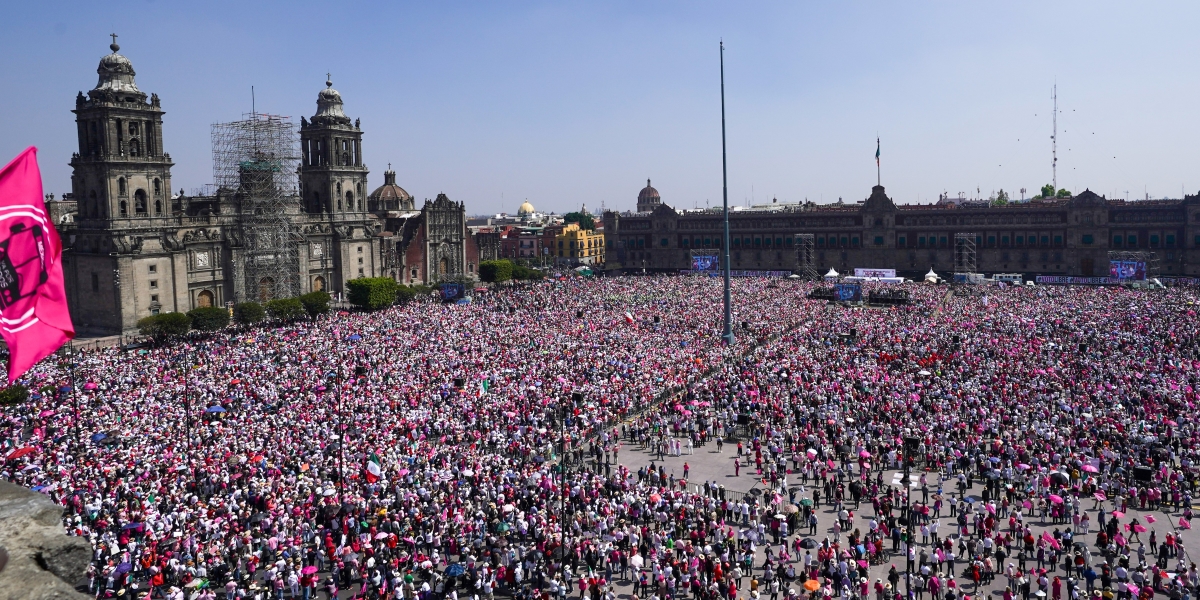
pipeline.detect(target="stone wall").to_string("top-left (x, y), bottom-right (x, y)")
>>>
top-left (0, 480), bottom-right (90, 600)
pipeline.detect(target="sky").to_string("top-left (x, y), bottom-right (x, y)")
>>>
top-left (3, 1), bottom-right (1198, 215)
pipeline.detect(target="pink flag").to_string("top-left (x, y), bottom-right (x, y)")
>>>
top-left (0, 148), bottom-right (74, 383)
top-left (1144, 515), bottom-right (1156, 524)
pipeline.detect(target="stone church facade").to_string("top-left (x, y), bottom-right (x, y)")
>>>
top-left (59, 41), bottom-right (480, 335)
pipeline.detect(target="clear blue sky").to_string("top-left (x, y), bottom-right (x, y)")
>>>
top-left (3, 1), bottom-right (1197, 214)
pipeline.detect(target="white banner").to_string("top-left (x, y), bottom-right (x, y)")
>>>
top-left (854, 268), bottom-right (896, 278)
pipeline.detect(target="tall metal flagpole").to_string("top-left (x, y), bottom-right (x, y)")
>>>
top-left (720, 41), bottom-right (733, 346)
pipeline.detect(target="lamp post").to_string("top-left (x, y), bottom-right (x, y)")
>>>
top-left (719, 40), bottom-right (733, 347)
top-left (59, 344), bottom-right (80, 455)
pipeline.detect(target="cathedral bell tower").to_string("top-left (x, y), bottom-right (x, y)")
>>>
top-left (298, 76), bottom-right (368, 218)
top-left (70, 35), bottom-right (173, 225)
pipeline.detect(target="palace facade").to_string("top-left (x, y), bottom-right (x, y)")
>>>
top-left (604, 182), bottom-right (1200, 279)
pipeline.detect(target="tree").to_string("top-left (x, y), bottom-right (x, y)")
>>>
top-left (1056, 188), bottom-right (1072, 198)
top-left (233, 302), bottom-right (265, 326)
top-left (346, 277), bottom-right (399, 311)
top-left (1040, 184), bottom-right (1055, 198)
top-left (395, 285), bottom-right (417, 304)
top-left (187, 306), bottom-right (230, 331)
top-left (996, 189), bottom-right (1009, 203)
top-left (479, 260), bottom-right (513, 283)
top-left (138, 312), bottom-right (191, 340)
top-left (562, 212), bottom-right (596, 230)
top-left (0, 385), bottom-right (29, 406)
top-left (299, 291), bottom-right (332, 318)
top-left (265, 298), bottom-right (306, 321)
top-left (512, 264), bottom-right (546, 280)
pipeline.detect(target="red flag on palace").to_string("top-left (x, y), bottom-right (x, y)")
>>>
top-left (0, 147), bottom-right (74, 383)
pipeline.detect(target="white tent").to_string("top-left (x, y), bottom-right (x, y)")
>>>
top-left (824, 268), bottom-right (839, 281)
top-left (924, 268), bottom-right (939, 283)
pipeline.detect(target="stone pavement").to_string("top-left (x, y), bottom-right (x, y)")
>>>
top-left (584, 439), bottom-right (1198, 600)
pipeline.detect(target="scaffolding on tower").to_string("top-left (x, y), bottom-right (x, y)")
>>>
top-left (211, 113), bottom-right (301, 303)
top-left (794, 234), bottom-right (818, 280)
top-left (953, 233), bottom-right (978, 278)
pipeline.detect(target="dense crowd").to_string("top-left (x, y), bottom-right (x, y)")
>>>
top-left (0, 276), bottom-right (1196, 600)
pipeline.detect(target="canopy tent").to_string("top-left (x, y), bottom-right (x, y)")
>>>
top-left (824, 268), bottom-right (839, 282)
top-left (924, 268), bottom-right (939, 283)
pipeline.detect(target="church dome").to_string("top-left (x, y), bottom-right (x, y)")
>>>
top-left (638, 179), bottom-right (660, 202)
top-left (517, 200), bottom-right (535, 215)
top-left (92, 41), bottom-right (143, 98)
top-left (313, 77), bottom-right (350, 124)
top-left (368, 167), bottom-right (414, 211)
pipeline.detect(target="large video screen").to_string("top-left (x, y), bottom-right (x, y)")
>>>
top-left (1109, 260), bottom-right (1147, 281)
top-left (834, 283), bottom-right (863, 302)
top-left (440, 283), bottom-right (465, 301)
top-left (691, 254), bottom-right (719, 271)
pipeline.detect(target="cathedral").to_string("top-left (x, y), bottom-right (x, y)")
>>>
top-left (59, 39), bottom-right (487, 335)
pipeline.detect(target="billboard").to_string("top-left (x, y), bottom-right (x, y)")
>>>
top-left (691, 254), bottom-right (719, 271)
top-left (834, 283), bottom-right (863, 302)
top-left (854, 268), bottom-right (896, 278)
top-left (1109, 260), bottom-right (1147, 281)
top-left (440, 283), bottom-right (465, 302)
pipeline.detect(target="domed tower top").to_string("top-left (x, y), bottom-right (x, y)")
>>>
top-left (91, 34), bottom-right (144, 101)
top-left (368, 165), bottom-right (414, 211)
top-left (312, 75), bottom-right (351, 126)
top-left (637, 178), bottom-right (661, 212)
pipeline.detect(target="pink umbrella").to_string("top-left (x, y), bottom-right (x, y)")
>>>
top-left (1093, 492), bottom-right (1107, 501)
top-left (398, 469), bottom-right (410, 476)
top-left (1048, 494), bottom-right (1064, 504)
top-left (1080, 465), bottom-right (1098, 473)
top-left (1016, 463), bottom-right (1031, 470)
top-left (859, 450), bottom-right (871, 458)
top-left (1112, 510), bottom-right (1124, 519)
top-left (302, 566), bottom-right (318, 575)
top-left (1126, 584), bottom-right (1140, 596)
top-left (84, 381), bottom-right (98, 390)
top-left (1144, 515), bottom-right (1156, 524)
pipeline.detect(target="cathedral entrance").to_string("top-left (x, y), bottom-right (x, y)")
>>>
top-left (258, 277), bottom-right (274, 302)
top-left (313, 276), bottom-right (325, 292)
top-left (197, 290), bottom-right (214, 308)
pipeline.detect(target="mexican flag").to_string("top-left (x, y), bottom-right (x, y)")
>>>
top-left (365, 452), bottom-right (382, 483)
top-left (875, 137), bottom-right (880, 167)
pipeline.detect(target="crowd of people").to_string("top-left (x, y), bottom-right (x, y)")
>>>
top-left (0, 276), bottom-right (1196, 600)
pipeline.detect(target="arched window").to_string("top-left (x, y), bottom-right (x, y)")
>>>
top-left (88, 191), bottom-right (97, 218)
top-left (119, 200), bottom-right (128, 216)
top-left (118, 178), bottom-right (126, 196)
top-left (346, 191), bottom-right (354, 211)
top-left (197, 290), bottom-right (214, 308)
top-left (154, 199), bottom-right (162, 214)
top-left (135, 190), bottom-right (148, 214)
top-left (153, 178), bottom-right (161, 195)
top-left (130, 139), bottom-right (140, 157)
top-left (313, 276), bottom-right (325, 292)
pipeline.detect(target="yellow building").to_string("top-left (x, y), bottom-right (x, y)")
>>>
top-left (555, 222), bottom-right (605, 265)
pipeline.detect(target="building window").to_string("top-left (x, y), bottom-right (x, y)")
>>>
top-left (1054, 235), bottom-right (1062, 246)
top-left (918, 237), bottom-right (926, 247)
top-left (1150, 235), bottom-right (1160, 247)
top-left (149, 280), bottom-right (158, 289)
top-left (1082, 234), bottom-right (1094, 245)
top-left (1001, 236), bottom-right (1009, 246)
top-left (357, 257), bottom-right (363, 264)
top-left (153, 178), bottom-right (161, 196)
top-left (1113, 236), bottom-right (1122, 247)
top-left (1015, 236), bottom-right (1024, 246)
top-left (898, 236), bottom-right (906, 247)
top-left (874, 236), bottom-right (884, 246)
top-left (660, 238), bottom-right (668, 247)
top-left (1041, 236), bottom-right (1049, 246)
top-left (938, 236), bottom-right (947, 247)
top-left (148, 265), bottom-right (157, 273)
top-left (1128, 235), bottom-right (1137, 246)
top-left (1166, 234), bottom-right (1175, 247)
top-left (987, 236), bottom-right (995, 246)
top-left (682, 238), bottom-right (690, 247)
top-left (118, 178), bottom-right (126, 196)
top-left (91, 272), bottom-right (99, 292)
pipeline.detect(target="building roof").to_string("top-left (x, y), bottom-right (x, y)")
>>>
top-left (369, 168), bottom-right (412, 203)
top-left (93, 41), bottom-right (143, 98)
top-left (638, 179), bottom-right (660, 202)
top-left (518, 201), bottom-right (535, 215)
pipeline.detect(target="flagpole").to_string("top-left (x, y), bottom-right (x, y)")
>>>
top-left (720, 40), bottom-right (733, 347)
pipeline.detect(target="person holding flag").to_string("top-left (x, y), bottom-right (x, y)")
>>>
top-left (365, 451), bottom-right (383, 483)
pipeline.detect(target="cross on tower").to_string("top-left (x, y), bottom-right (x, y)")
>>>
top-left (326, 72), bottom-right (332, 87)
top-left (110, 33), bottom-right (118, 45)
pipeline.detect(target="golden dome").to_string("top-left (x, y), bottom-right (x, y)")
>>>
top-left (517, 200), bottom-right (535, 215)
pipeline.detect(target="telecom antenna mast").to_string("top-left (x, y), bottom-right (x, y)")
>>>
top-left (1051, 84), bottom-right (1057, 192)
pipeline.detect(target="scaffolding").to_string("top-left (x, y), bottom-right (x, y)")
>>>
top-left (794, 234), bottom-right (818, 280)
top-left (1107, 250), bottom-right (1160, 281)
top-left (211, 114), bottom-right (301, 303)
top-left (954, 232), bottom-right (978, 276)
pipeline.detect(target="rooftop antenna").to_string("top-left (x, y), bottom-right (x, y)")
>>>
top-left (1051, 82), bottom-right (1057, 192)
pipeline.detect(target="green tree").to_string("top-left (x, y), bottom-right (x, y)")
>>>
top-left (996, 189), bottom-right (1009, 203)
top-left (346, 277), bottom-right (399, 311)
top-left (1056, 188), bottom-right (1072, 198)
top-left (395, 285), bottom-right (417, 303)
top-left (187, 306), bottom-right (230, 331)
top-left (233, 302), bottom-right (265, 326)
top-left (299, 290), bottom-right (332, 318)
top-left (479, 260), bottom-right (513, 283)
top-left (0, 385), bottom-right (29, 406)
top-left (1040, 184), bottom-right (1055, 198)
top-left (512, 264), bottom-right (546, 280)
top-left (138, 312), bottom-right (192, 340)
top-left (265, 298), bottom-right (306, 321)
top-left (562, 212), bottom-right (596, 230)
